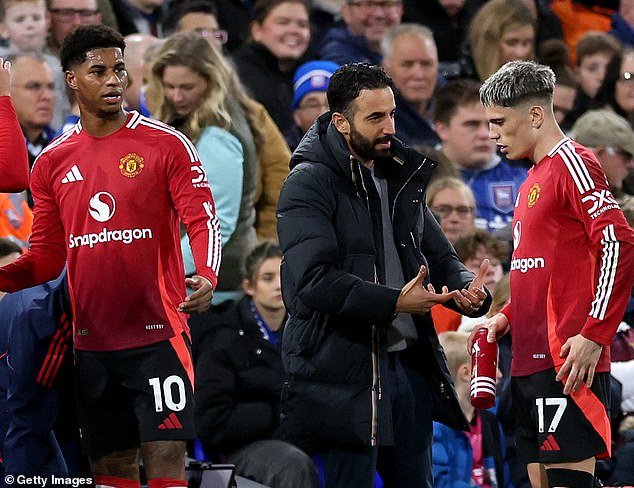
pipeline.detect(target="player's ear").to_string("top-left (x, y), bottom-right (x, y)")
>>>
top-left (332, 112), bottom-right (350, 135)
top-left (530, 105), bottom-right (545, 128)
top-left (65, 70), bottom-right (78, 91)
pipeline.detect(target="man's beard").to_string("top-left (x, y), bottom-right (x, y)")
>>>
top-left (349, 124), bottom-right (392, 162)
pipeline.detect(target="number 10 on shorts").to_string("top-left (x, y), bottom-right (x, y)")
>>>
top-left (536, 397), bottom-right (567, 433)
top-left (149, 375), bottom-right (187, 412)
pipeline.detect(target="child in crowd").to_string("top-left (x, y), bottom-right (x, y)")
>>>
top-left (434, 331), bottom-right (509, 488)
top-left (0, 0), bottom-right (69, 129)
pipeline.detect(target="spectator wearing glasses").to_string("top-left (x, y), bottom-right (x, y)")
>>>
top-left (285, 59), bottom-right (338, 151)
top-left (434, 79), bottom-right (527, 233)
top-left (8, 52), bottom-right (55, 212)
top-left (426, 176), bottom-right (476, 245)
top-left (572, 110), bottom-right (634, 209)
top-left (163, 1), bottom-right (229, 52)
top-left (46, 0), bottom-right (101, 57)
top-left (319, 0), bottom-right (402, 66)
top-left (232, 0), bottom-right (313, 134)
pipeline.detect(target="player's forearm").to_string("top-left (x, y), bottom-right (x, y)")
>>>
top-left (582, 231), bottom-right (634, 345)
top-left (0, 248), bottom-right (65, 293)
top-left (0, 97), bottom-right (29, 192)
top-left (187, 222), bottom-right (221, 290)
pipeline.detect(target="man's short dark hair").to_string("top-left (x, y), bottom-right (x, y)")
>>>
top-left (60, 24), bottom-right (126, 71)
top-left (433, 79), bottom-right (482, 124)
top-left (163, 0), bottom-right (219, 35)
top-left (327, 63), bottom-right (394, 116)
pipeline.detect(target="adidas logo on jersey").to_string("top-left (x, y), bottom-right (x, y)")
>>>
top-left (61, 165), bottom-right (84, 183)
top-left (539, 434), bottom-right (560, 451)
top-left (158, 412), bottom-right (183, 430)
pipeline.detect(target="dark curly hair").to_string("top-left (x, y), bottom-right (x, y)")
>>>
top-left (60, 24), bottom-right (125, 72)
top-left (327, 63), bottom-right (394, 118)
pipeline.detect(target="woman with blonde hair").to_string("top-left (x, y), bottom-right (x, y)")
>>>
top-left (465, 0), bottom-right (536, 81)
top-left (146, 32), bottom-right (289, 297)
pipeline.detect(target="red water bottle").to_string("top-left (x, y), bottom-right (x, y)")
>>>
top-left (470, 328), bottom-right (498, 409)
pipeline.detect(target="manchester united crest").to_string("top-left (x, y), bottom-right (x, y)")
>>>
top-left (527, 183), bottom-right (541, 208)
top-left (119, 153), bottom-right (145, 178)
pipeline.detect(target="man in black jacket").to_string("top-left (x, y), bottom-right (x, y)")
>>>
top-left (276, 62), bottom-right (492, 488)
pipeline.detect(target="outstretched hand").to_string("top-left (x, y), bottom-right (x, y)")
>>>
top-left (396, 265), bottom-right (457, 315)
top-left (179, 275), bottom-right (213, 314)
top-left (0, 58), bottom-right (11, 97)
top-left (455, 258), bottom-right (489, 315)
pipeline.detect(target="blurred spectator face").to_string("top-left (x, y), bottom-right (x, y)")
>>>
top-left (123, 33), bottom-right (158, 110)
top-left (10, 56), bottom-right (55, 137)
top-left (383, 33), bottom-right (437, 107)
top-left (251, 1), bottom-right (310, 63)
top-left (616, 52), bottom-right (634, 114)
top-left (48, 0), bottom-right (100, 48)
top-left (463, 245), bottom-right (503, 292)
top-left (430, 188), bottom-right (476, 244)
top-left (621, 0), bottom-right (634, 27)
top-left (498, 23), bottom-right (534, 65)
top-left (293, 91), bottom-right (329, 132)
top-left (342, 0), bottom-right (402, 47)
top-left (552, 84), bottom-right (576, 125)
top-left (0, 0), bottom-right (49, 52)
top-left (161, 65), bottom-right (208, 117)
top-left (577, 51), bottom-right (613, 98)
top-left (435, 101), bottom-right (495, 169)
top-left (439, 0), bottom-right (465, 18)
top-left (243, 256), bottom-right (284, 313)
top-left (177, 12), bottom-right (228, 51)
top-left (599, 146), bottom-right (634, 191)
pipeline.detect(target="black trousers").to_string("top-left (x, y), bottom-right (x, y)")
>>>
top-left (320, 352), bottom-right (434, 488)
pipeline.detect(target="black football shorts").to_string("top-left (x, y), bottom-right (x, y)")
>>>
top-left (75, 333), bottom-right (195, 460)
top-left (512, 368), bottom-right (611, 465)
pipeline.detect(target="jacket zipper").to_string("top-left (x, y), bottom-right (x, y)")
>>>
top-left (390, 159), bottom-right (427, 221)
top-left (355, 160), bottom-right (380, 446)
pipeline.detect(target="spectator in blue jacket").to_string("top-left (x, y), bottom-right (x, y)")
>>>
top-left (434, 79), bottom-right (527, 233)
top-left (434, 331), bottom-right (508, 488)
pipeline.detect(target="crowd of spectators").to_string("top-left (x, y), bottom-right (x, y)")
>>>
top-left (1, 0), bottom-right (634, 486)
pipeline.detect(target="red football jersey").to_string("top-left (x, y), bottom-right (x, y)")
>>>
top-left (0, 112), bottom-right (222, 351)
top-left (501, 138), bottom-right (634, 377)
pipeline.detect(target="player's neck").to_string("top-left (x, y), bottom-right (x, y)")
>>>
top-left (531, 122), bottom-right (566, 165)
top-left (79, 107), bottom-right (129, 137)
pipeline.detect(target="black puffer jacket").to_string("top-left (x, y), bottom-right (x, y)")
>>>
top-left (276, 113), bottom-right (491, 452)
top-left (192, 297), bottom-right (286, 455)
